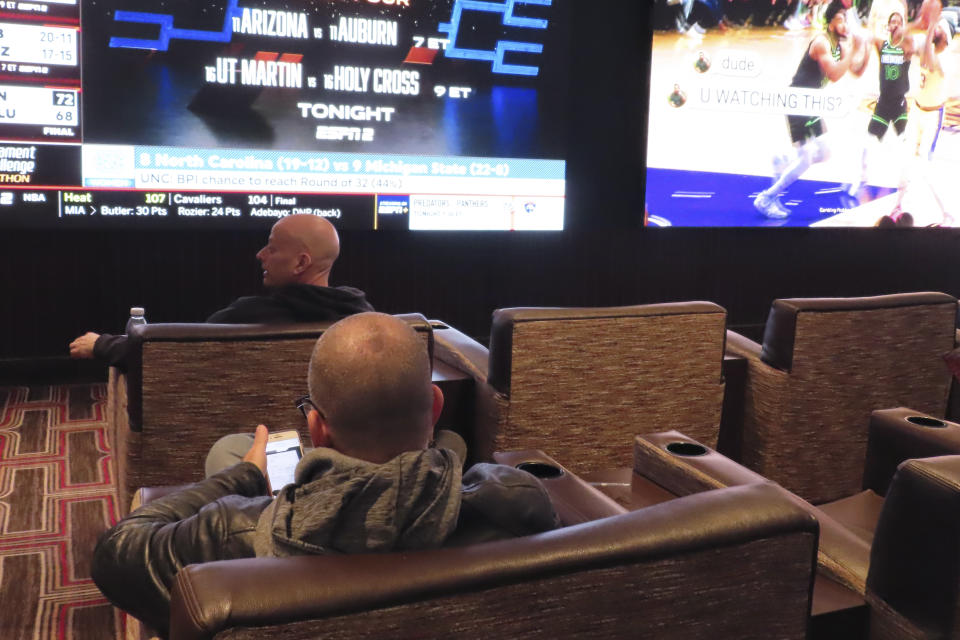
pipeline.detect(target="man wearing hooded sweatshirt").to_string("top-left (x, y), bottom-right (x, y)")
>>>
top-left (68, 214), bottom-right (373, 367)
top-left (91, 313), bottom-right (560, 636)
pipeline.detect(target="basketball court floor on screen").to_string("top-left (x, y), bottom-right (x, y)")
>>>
top-left (645, 20), bottom-right (960, 227)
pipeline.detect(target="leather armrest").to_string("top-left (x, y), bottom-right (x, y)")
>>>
top-left (169, 481), bottom-right (817, 640)
top-left (493, 450), bottom-right (627, 525)
top-left (862, 407), bottom-right (960, 495)
top-left (634, 430), bottom-right (768, 495)
top-left (633, 431), bottom-right (872, 594)
top-left (430, 320), bottom-right (489, 383)
top-left (725, 329), bottom-right (763, 362)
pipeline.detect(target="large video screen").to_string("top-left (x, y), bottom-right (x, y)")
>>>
top-left (645, 1), bottom-right (960, 227)
top-left (0, 0), bottom-right (569, 229)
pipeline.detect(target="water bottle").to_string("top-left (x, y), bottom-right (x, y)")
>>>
top-left (125, 306), bottom-right (147, 334)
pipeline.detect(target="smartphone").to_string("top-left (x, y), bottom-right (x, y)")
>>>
top-left (265, 430), bottom-right (304, 495)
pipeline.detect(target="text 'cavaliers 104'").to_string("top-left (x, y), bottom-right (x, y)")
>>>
top-left (0, 0), bottom-right (571, 230)
top-left (646, 0), bottom-right (960, 228)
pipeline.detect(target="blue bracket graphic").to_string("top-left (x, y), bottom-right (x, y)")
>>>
top-left (438, 0), bottom-right (551, 76)
top-left (109, 0), bottom-right (242, 50)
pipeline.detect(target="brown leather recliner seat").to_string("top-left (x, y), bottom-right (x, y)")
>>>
top-left (725, 292), bottom-right (958, 504)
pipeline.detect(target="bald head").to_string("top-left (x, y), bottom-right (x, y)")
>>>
top-left (307, 313), bottom-right (437, 463)
top-left (256, 214), bottom-right (340, 288)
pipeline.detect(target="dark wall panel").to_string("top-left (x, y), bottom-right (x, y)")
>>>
top-left (3, 227), bottom-right (959, 361)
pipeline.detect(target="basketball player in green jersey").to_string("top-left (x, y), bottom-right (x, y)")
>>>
top-left (846, 10), bottom-right (917, 199)
top-left (754, 0), bottom-right (867, 219)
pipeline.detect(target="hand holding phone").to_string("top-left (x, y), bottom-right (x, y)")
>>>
top-left (265, 429), bottom-right (304, 495)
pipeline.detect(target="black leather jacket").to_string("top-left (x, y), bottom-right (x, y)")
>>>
top-left (91, 463), bottom-right (271, 634)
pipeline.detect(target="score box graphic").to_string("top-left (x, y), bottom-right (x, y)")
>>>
top-left (0, 21), bottom-right (80, 83)
top-left (0, 22), bottom-right (77, 66)
top-left (408, 194), bottom-right (563, 230)
top-left (0, 84), bottom-right (79, 142)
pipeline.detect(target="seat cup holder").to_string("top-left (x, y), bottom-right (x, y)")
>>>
top-left (906, 416), bottom-right (947, 428)
top-left (665, 442), bottom-right (709, 457)
top-left (516, 462), bottom-right (564, 479)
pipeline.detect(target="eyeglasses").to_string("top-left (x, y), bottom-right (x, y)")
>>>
top-left (298, 393), bottom-right (439, 450)
top-left (295, 395), bottom-right (322, 420)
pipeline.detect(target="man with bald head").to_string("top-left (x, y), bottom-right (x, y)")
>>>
top-left (301, 311), bottom-right (442, 464)
top-left (92, 313), bottom-right (559, 634)
top-left (70, 214), bottom-right (372, 365)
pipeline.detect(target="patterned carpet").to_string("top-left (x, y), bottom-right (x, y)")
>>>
top-left (0, 384), bottom-right (123, 640)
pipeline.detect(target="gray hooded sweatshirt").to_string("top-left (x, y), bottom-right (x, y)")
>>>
top-left (254, 446), bottom-right (463, 557)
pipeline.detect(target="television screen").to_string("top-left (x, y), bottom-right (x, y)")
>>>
top-left (0, 0), bottom-right (569, 229)
top-left (644, 0), bottom-right (960, 227)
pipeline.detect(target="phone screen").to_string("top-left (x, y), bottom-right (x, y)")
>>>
top-left (265, 436), bottom-right (303, 495)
